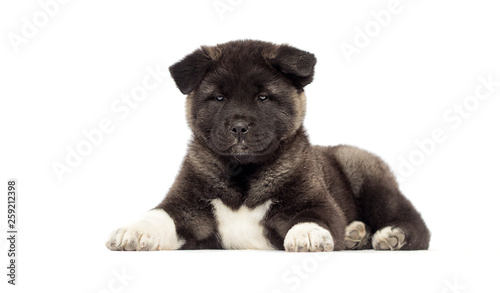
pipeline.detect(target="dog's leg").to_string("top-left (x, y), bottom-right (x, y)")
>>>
top-left (359, 176), bottom-right (430, 250)
top-left (331, 145), bottom-right (431, 250)
top-left (274, 196), bottom-right (347, 252)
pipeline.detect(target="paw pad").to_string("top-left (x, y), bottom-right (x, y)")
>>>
top-left (344, 221), bottom-right (370, 249)
top-left (372, 226), bottom-right (406, 250)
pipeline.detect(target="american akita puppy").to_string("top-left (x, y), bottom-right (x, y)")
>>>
top-left (106, 40), bottom-right (430, 252)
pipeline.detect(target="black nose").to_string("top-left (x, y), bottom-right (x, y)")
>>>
top-left (230, 121), bottom-right (249, 138)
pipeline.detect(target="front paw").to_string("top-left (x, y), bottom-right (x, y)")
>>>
top-left (106, 226), bottom-right (159, 251)
top-left (105, 209), bottom-right (184, 251)
top-left (284, 222), bottom-right (334, 252)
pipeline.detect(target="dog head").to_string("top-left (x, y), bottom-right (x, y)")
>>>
top-left (169, 40), bottom-right (316, 163)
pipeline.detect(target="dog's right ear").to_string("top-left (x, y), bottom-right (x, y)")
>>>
top-left (169, 47), bottom-right (215, 95)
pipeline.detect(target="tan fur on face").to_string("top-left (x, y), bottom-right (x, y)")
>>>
top-left (293, 92), bottom-right (307, 132)
top-left (263, 82), bottom-right (306, 135)
top-left (185, 93), bottom-right (194, 129)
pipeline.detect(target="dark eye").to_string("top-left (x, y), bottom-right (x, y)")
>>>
top-left (215, 96), bottom-right (225, 102)
top-left (257, 94), bottom-right (268, 101)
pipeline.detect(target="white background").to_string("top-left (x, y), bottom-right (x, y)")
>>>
top-left (1, 0), bottom-right (499, 292)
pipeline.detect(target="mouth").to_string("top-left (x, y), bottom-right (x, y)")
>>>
top-left (215, 139), bottom-right (278, 158)
top-left (229, 143), bottom-right (251, 154)
top-left (208, 128), bottom-right (280, 161)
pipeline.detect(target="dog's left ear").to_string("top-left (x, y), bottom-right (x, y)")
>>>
top-left (169, 47), bottom-right (215, 95)
top-left (268, 45), bottom-right (317, 88)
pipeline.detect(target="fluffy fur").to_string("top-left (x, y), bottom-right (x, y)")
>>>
top-left (106, 40), bottom-right (430, 251)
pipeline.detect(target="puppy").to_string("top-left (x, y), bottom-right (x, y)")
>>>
top-left (106, 40), bottom-right (430, 252)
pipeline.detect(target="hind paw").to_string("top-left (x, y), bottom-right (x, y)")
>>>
top-left (344, 221), bottom-right (370, 249)
top-left (372, 226), bottom-right (406, 250)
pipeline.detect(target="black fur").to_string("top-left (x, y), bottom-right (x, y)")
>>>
top-left (109, 40), bottom-right (430, 251)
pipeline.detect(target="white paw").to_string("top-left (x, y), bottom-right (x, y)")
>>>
top-left (372, 226), bottom-right (406, 250)
top-left (344, 221), bottom-right (370, 249)
top-left (105, 209), bottom-right (184, 251)
top-left (284, 222), bottom-right (334, 252)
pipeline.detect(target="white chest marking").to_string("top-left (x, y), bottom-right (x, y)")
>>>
top-left (211, 199), bottom-right (274, 250)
